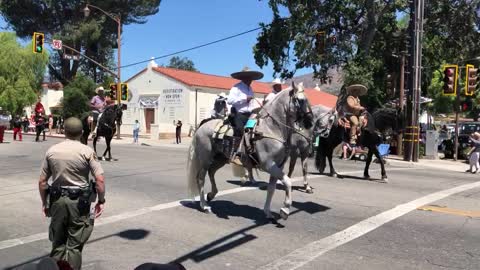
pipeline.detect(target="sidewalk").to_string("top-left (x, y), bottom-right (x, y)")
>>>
top-left (3, 130), bottom-right (192, 148)
top-left (386, 154), bottom-right (468, 173)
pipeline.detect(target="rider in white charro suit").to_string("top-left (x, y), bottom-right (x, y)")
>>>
top-left (227, 67), bottom-right (264, 166)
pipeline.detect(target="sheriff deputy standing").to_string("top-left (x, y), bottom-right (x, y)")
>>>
top-left (38, 117), bottom-right (106, 270)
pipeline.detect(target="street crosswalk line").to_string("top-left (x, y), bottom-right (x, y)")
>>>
top-left (257, 180), bottom-right (480, 270)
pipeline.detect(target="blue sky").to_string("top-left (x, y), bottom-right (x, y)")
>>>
top-left (1, 1), bottom-right (309, 83)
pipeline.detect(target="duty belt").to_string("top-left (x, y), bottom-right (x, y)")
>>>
top-left (49, 186), bottom-right (88, 200)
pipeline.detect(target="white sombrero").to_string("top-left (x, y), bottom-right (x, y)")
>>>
top-left (271, 78), bottom-right (283, 85)
top-left (95, 86), bottom-right (105, 94)
top-left (346, 84), bottom-right (368, 96)
top-left (231, 67), bottom-right (264, 81)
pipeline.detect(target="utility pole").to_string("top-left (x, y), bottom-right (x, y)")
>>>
top-left (404, 0), bottom-right (416, 161)
top-left (398, 53), bottom-right (405, 156)
top-left (412, 0), bottom-right (425, 162)
top-left (403, 0), bottom-right (424, 162)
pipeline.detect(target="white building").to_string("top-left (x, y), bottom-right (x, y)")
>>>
top-left (123, 60), bottom-right (338, 139)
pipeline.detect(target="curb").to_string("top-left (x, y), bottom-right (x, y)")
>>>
top-left (386, 157), bottom-right (466, 172)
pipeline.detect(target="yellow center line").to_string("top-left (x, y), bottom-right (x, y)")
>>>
top-left (417, 205), bottom-right (480, 218)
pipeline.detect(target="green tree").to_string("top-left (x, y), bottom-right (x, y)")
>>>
top-left (0, 32), bottom-right (48, 114)
top-left (61, 74), bottom-right (96, 119)
top-left (254, 0), bottom-right (480, 110)
top-left (0, 1), bottom-right (161, 85)
top-left (166, 56), bottom-right (198, 72)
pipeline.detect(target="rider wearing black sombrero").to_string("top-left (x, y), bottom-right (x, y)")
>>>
top-left (227, 67), bottom-right (264, 165)
top-left (343, 84), bottom-right (368, 146)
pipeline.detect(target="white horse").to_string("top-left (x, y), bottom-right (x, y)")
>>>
top-left (187, 82), bottom-right (313, 220)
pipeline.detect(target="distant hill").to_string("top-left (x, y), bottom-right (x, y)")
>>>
top-left (286, 68), bottom-right (344, 95)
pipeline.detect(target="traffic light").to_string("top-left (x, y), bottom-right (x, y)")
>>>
top-left (462, 97), bottom-right (473, 112)
top-left (315, 31), bottom-right (326, 56)
top-left (386, 74), bottom-right (394, 96)
top-left (121, 83), bottom-right (128, 101)
top-left (109, 83), bottom-right (118, 100)
top-left (466, 64), bottom-right (478, 96)
top-left (32, 32), bottom-right (44, 54)
top-left (443, 65), bottom-right (458, 96)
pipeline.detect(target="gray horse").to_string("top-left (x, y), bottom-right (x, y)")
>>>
top-left (187, 82), bottom-right (313, 220)
top-left (287, 105), bottom-right (336, 193)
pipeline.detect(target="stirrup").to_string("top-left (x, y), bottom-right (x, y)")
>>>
top-left (230, 156), bottom-right (243, 166)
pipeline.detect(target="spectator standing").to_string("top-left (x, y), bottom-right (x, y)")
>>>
top-left (23, 116), bottom-right (29, 133)
top-left (12, 115), bottom-right (22, 141)
top-left (133, 120), bottom-right (140, 144)
top-left (35, 112), bottom-right (46, 142)
top-left (48, 115), bottom-right (54, 135)
top-left (467, 132), bottom-right (480, 173)
top-left (175, 120), bottom-right (182, 144)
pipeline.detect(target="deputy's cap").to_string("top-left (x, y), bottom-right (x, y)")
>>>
top-left (64, 117), bottom-right (83, 138)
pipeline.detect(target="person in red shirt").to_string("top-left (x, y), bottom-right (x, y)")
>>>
top-left (35, 96), bottom-right (45, 114)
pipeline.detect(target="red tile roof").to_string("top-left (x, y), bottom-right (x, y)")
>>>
top-left (130, 67), bottom-right (338, 108)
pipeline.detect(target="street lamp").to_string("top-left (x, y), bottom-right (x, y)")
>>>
top-left (83, 3), bottom-right (122, 139)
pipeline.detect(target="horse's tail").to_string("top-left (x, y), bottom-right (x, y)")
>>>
top-left (315, 137), bottom-right (327, 174)
top-left (187, 134), bottom-right (200, 198)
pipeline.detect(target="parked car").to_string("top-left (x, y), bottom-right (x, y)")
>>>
top-left (442, 122), bottom-right (480, 159)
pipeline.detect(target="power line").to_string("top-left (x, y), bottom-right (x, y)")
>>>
top-left (115, 26), bottom-right (262, 70)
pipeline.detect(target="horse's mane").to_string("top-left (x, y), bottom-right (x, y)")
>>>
top-left (372, 107), bottom-right (399, 132)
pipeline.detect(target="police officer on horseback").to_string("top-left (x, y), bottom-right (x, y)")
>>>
top-left (342, 84), bottom-right (368, 146)
top-left (227, 67), bottom-right (264, 165)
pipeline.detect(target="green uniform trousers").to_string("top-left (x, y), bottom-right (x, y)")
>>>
top-left (49, 195), bottom-right (94, 270)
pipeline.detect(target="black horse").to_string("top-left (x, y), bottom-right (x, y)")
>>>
top-left (80, 105), bottom-right (123, 160)
top-left (314, 108), bottom-right (403, 182)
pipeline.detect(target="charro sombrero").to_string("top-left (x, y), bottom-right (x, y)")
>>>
top-left (346, 84), bottom-right (368, 96)
top-left (271, 78), bottom-right (283, 85)
top-left (95, 86), bottom-right (105, 94)
top-left (231, 67), bottom-right (264, 81)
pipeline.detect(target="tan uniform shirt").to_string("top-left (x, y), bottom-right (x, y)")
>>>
top-left (40, 140), bottom-right (104, 188)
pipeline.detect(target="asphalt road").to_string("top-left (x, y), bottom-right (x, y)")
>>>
top-left (0, 138), bottom-right (479, 270)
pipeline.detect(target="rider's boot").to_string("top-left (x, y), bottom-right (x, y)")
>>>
top-left (230, 137), bottom-right (243, 166)
top-left (350, 126), bottom-right (357, 146)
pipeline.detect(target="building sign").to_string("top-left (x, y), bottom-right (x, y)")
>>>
top-left (161, 88), bottom-right (184, 107)
top-left (139, 95), bottom-right (159, 108)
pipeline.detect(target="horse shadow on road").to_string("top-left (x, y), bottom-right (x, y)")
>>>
top-left (174, 200), bottom-right (329, 265)
top-left (226, 179), bottom-right (314, 193)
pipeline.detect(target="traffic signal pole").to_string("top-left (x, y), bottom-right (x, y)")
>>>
top-left (454, 82), bottom-right (460, 161)
top-left (116, 14), bottom-right (122, 140)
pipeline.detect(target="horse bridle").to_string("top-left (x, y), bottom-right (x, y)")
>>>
top-left (257, 92), bottom-right (313, 143)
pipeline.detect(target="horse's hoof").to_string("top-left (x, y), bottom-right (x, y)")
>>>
top-left (364, 175), bottom-right (371, 180)
top-left (206, 192), bottom-right (215, 202)
top-left (330, 173), bottom-right (338, 178)
top-left (279, 208), bottom-right (289, 220)
top-left (101, 157), bottom-right (106, 161)
top-left (305, 185), bottom-right (313, 194)
top-left (202, 206), bottom-right (212, 213)
top-left (380, 177), bottom-right (388, 183)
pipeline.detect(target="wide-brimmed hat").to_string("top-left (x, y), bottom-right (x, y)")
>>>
top-left (271, 78), bottom-right (283, 86)
top-left (231, 67), bottom-right (264, 81)
top-left (346, 84), bottom-right (368, 96)
top-left (218, 92), bottom-right (227, 98)
top-left (95, 86), bottom-right (105, 94)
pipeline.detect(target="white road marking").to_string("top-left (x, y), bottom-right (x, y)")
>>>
top-left (0, 167), bottom-right (411, 251)
top-left (258, 180), bottom-right (480, 270)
